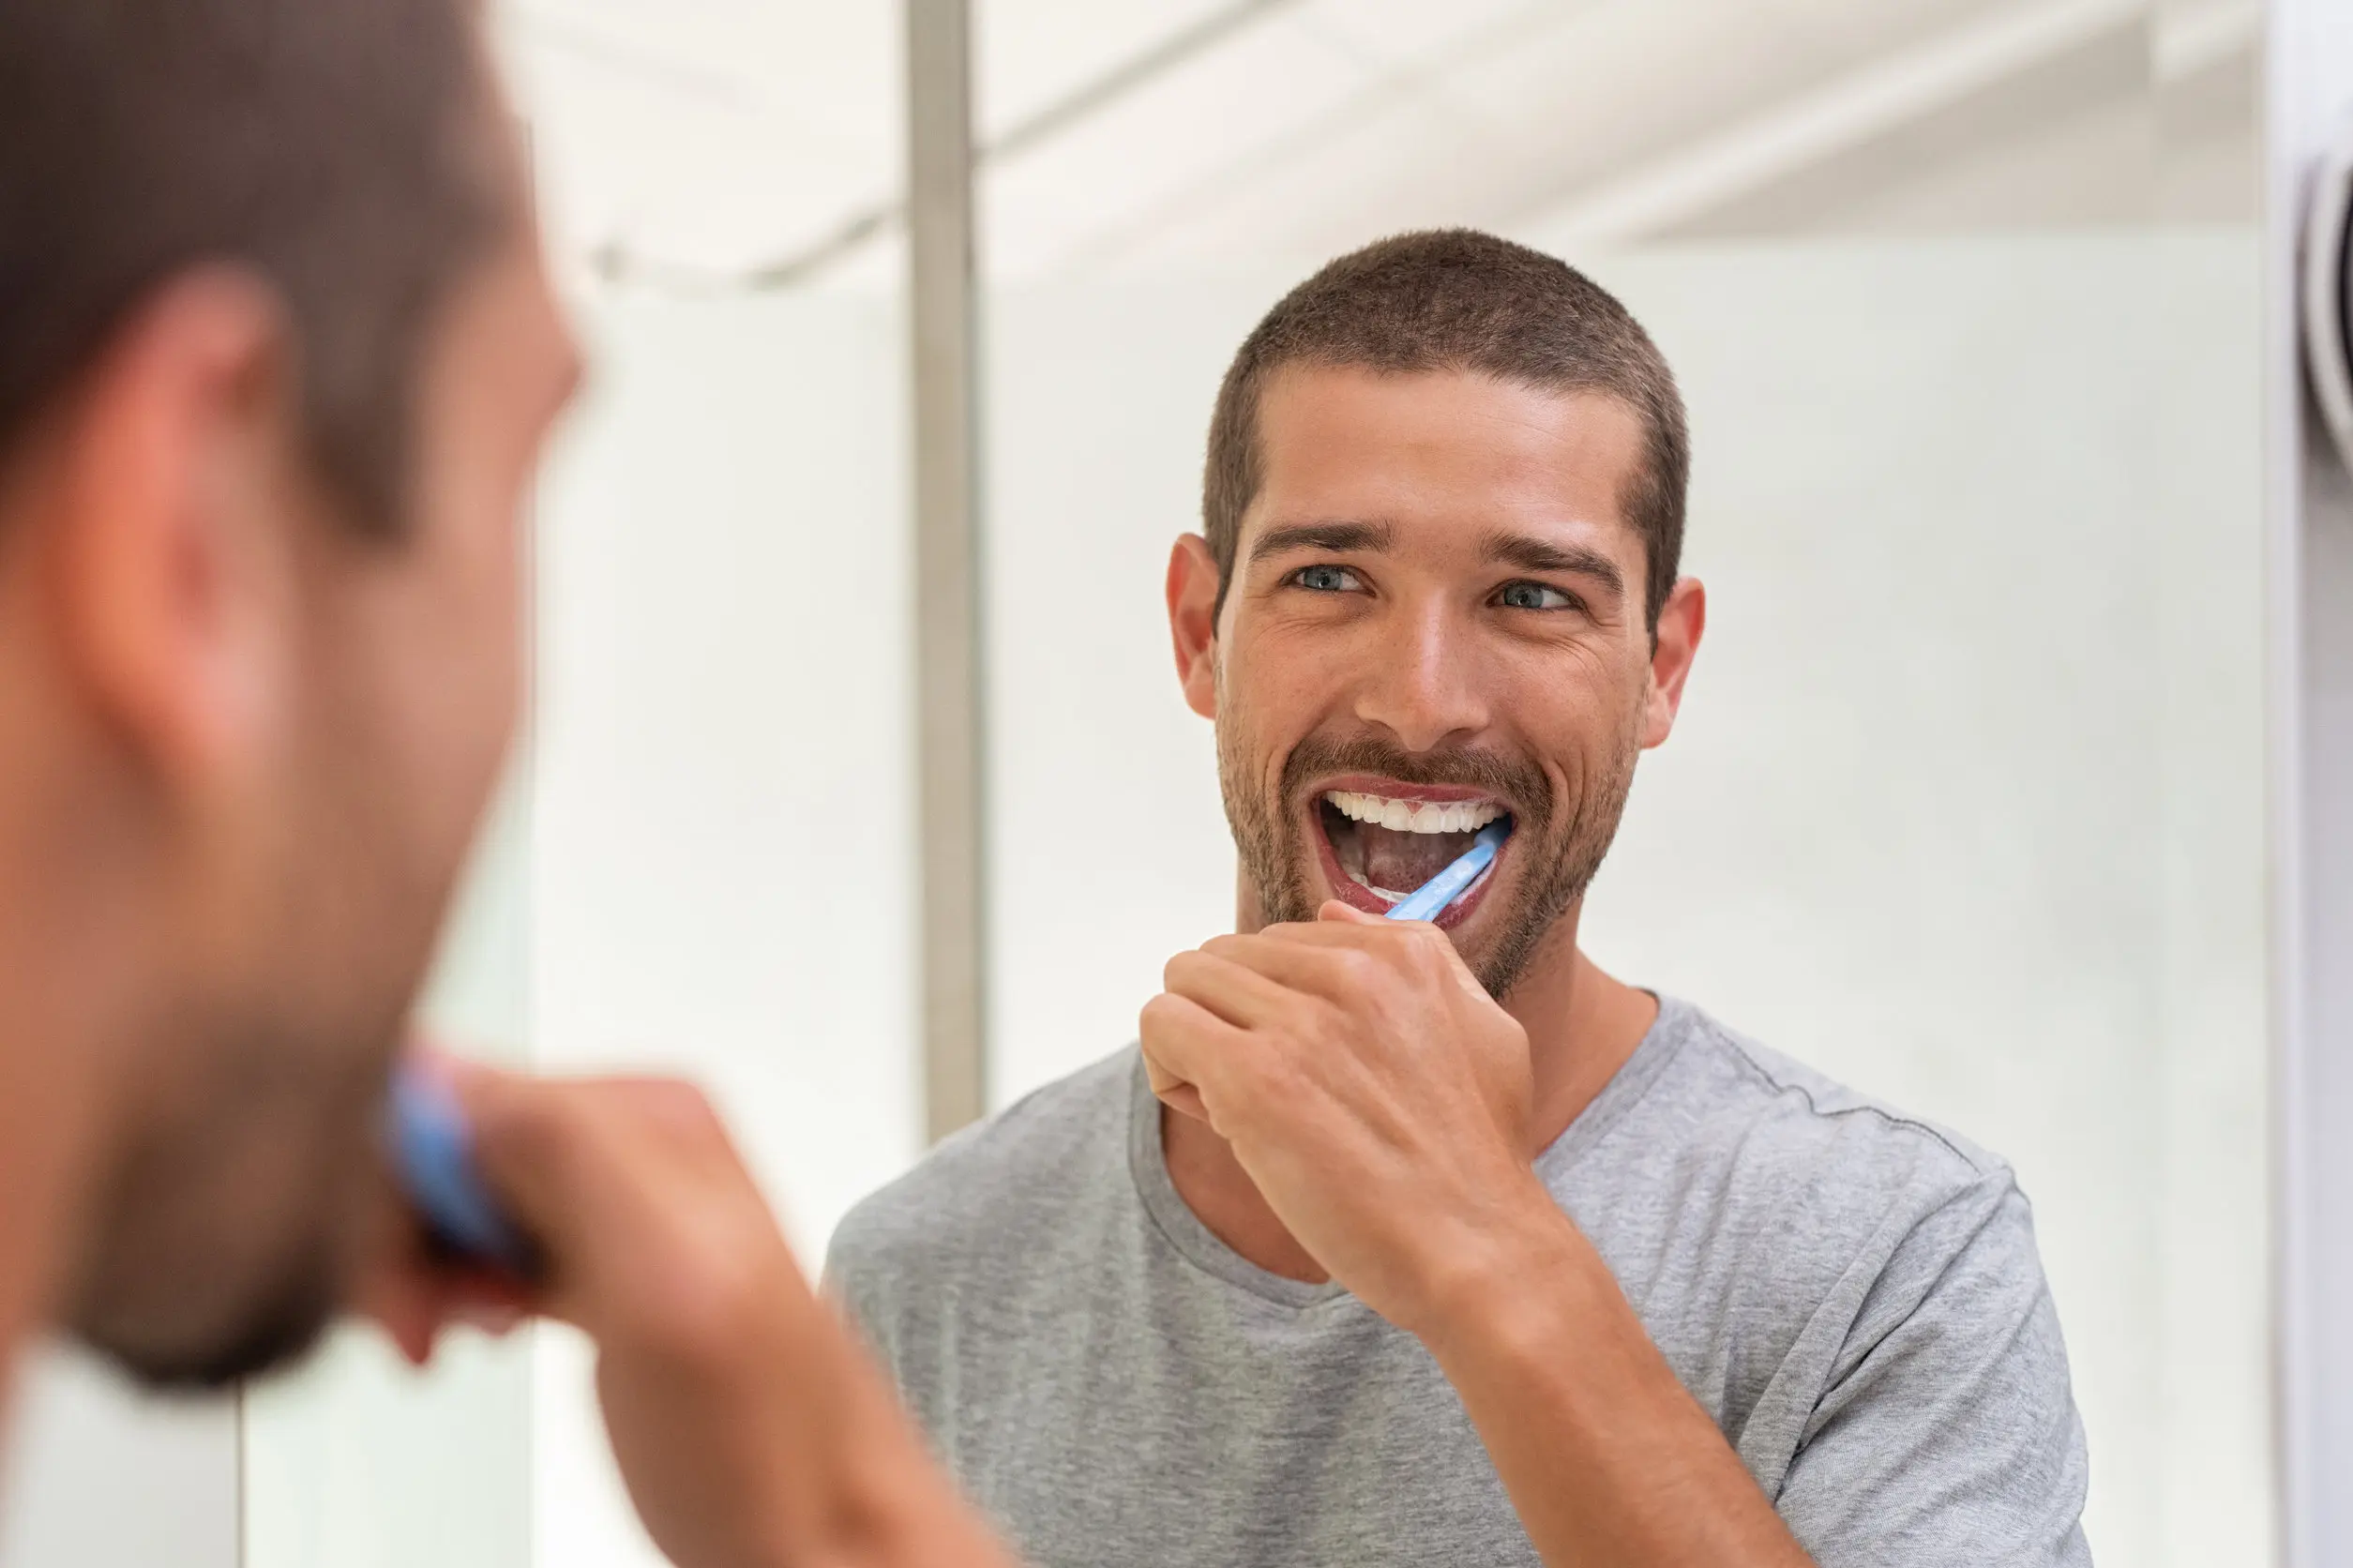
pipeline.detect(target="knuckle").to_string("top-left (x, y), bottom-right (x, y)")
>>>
top-left (638, 1078), bottom-right (723, 1136)
top-left (1304, 1001), bottom-right (1353, 1052)
top-left (1247, 1048), bottom-right (1312, 1108)
top-left (589, 1077), bottom-right (735, 1167)
top-left (1405, 927), bottom-right (1452, 972)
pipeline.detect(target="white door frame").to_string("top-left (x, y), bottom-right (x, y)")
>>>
top-left (2269, 1), bottom-right (2353, 1562)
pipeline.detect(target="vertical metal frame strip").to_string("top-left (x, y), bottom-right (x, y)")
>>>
top-left (905, 0), bottom-right (988, 1140)
top-left (2271, 0), bottom-right (2353, 1560)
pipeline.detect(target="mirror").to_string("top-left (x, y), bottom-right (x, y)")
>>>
top-left (235, 4), bottom-right (2271, 1565)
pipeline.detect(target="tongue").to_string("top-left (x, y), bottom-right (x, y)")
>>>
top-left (1360, 824), bottom-right (1476, 896)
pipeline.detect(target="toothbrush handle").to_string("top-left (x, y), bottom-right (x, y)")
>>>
top-left (385, 1062), bottom-right (539, 1277)
top-left (1384, 820), bottom-right (1510, 923)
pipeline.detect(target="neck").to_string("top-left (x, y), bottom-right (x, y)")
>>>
top-left (1166, 890), bottom-right (1657, 1285)
top-left (0, 926), bottom-right (117, 1399)
top-left (0, 629), bottom-right (147, 1425)
top-left (1495, 909), bottom-right (1660, 1147)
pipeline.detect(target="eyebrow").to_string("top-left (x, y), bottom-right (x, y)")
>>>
top-left (1245, 520), bottom-right (1395, 564)
top-left (1481, 530), bottom-right (1626, 598)
top-left (1246, 518), bottom-right (1629, 600)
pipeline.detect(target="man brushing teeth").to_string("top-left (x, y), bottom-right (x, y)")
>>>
top-left (829, 232), bottom-right (2089, 1568)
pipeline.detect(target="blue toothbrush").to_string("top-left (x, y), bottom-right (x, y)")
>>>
top-left (385, 1062), bottom-right (537, 1277)
top-left (1384, 819), bottom-right (1511, 923)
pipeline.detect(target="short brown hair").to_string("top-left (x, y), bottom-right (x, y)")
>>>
top-left (0, 0), bottom-right (505, 533)
top-left (1203, 230), bottom-right (1689, 628)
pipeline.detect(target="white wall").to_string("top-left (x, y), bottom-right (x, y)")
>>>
top-left (0, 1348), bottom-right (238, 1568)
top-left (981, 232), bottom-right (2270, 1566)
top-left (525, 289), bottom-right (920, 1568)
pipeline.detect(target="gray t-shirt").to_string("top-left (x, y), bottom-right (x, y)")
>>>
top-left (827, 995), bottom-right (2091, 1567)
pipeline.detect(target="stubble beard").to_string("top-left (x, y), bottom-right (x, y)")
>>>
top-left (71, 672), bottom-right (458, 1392)
top-left (66, 1004), bottom-right (382, 1391)
top-left (1216, 701), bottom-right (1643, 1003)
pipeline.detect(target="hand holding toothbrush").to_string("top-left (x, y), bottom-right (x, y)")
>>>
top-left (1139, 886), bottom-right (1551, 1340)
top-left (364, 1063), bottom-right (1017, 1568)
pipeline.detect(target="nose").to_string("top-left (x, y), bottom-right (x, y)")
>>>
top-left (1351, 597), bottom-right (1491, 753)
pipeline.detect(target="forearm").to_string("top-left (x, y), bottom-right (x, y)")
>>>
top-left (446, 1069), bottom-right (1019, 1568)
top-left (737, 1289), bottom-right (1018, 1568)
top-left (1416, 1201), bottom-right (1814, 1568)
top-left (803, 1329), bottom-right (1019, 1568)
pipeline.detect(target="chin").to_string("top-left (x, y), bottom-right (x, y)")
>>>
top-left (68, 1031), bottom-right (385, 1393)
top-left (72, 1198), bottom-right (347, 1392)
top-left (87, 1273), bottom-right (340, 1392)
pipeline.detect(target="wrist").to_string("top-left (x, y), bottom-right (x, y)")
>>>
top-left (1405, 1184), bottom-right (1606, 1365)
top-left (806, 1422), bottom-right (1014, 1568)
top-left (817, 1448), bottom-right (1013, 1568)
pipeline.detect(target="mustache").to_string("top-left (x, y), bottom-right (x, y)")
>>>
top-left (1279, 733), bottom-right (1554, 822)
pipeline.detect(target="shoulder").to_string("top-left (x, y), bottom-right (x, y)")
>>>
top-left (824, 1046), bottom-right (1137, 1305)
top-left (1597, 999), bottom-right (2046, 1328)
top-left (1648, 997), bottom-right (2008, 1208)
top-left (1605, 1003), bottom-right (2075, 1437)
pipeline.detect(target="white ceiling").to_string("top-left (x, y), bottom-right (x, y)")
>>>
top-left (493, 0), bottom-right (2260, 290)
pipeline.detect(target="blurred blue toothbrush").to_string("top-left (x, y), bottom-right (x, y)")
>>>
top-left (386, 1061), bottom-right (537, 1277)
top-left (1384, 818), bottom-right (1510, 923)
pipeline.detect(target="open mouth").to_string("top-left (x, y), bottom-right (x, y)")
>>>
top-left (1312, 783), bottom-right (1512, 925)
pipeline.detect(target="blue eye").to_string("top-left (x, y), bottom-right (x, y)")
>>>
top-left (1498, 581), bottom-right (1574, 611)
top-left (1293, 565), bottom-right (1360, 593)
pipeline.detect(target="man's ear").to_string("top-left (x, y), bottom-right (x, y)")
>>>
top-left (51, 267), bottom-right (300, 786)
top-left (1640, 577), bottom-right (1706, 749)
top-left (1166, 533), bottom-right (1222, 720)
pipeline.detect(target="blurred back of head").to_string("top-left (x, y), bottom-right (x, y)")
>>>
top-left (0, 0), bottom-right (499, 529)
top-left (0, 0), bottom-right (547, 1391)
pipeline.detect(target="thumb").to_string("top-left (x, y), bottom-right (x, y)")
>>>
top-left (1319, 898), bottom-right (1386, 926)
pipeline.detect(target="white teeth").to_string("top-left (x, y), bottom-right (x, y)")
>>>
top-left (1324, 791), bottom-right (1502, 835)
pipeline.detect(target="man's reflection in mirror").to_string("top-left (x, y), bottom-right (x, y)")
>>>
top-left (829, 231), bottom-right (2092, 1568)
